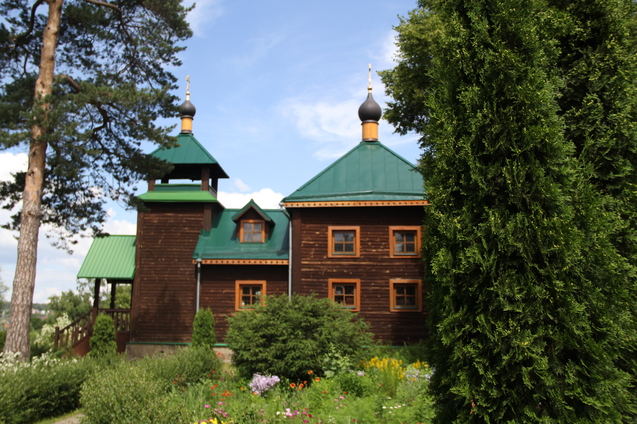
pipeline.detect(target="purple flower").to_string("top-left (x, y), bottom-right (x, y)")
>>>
top-left (249, 373), bottom-right (281, 395)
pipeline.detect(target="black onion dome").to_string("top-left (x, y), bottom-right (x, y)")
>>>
top-left (180, 99), bottom-right (196, 118)
top-left (358, 92), bottom-right (382, 122)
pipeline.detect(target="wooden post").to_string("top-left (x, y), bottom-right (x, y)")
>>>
top-left (110, 281), bottom-right (117, 309)
top-left (93, 278), bottom-right (100, 310)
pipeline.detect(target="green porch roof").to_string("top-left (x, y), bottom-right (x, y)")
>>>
top-left (137, 184), bottom-right (218, 203)
top-left (193, 207), bottom-right (289, 260)
top-left (77, 235), bottom-right (136, 280)
top-left (282, 141), bottom-right (425, 203)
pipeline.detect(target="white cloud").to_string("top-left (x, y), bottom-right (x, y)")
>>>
top-left (233, 178), bottom-right (251, 193)
top-left (379, 30), bottom-right (400, 68)
top-left (230, 33), bottom-right (286, 69)
top-left (185, 0), bottom-right (224, 37)
top-left (217, 188), bottom-right (283, 209)
top-left (0, 152), bottom-right (27, 181)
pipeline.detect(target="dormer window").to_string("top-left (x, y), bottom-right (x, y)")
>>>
top-left (241, 220), bottom-right (265, 243)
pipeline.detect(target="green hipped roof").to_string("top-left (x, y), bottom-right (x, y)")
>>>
top-left (150, 133), bottom-right (229, 179)
top-left (282, 141), bottom-right (425, 203)
top-left (137, 184), bottom-right (218, 203)
top-left (193, 207), bottom-right (289, 260)
top-left (77, 235), bottom-right (136, 279)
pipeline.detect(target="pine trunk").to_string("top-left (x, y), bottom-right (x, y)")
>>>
top-left (4, 0), bottom-right (63, 360)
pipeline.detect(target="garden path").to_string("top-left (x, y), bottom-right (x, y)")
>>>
top-left (52, 413), bottom-right (84, 424)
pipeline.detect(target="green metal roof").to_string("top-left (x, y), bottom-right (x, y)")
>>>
top-left (150, 133), bottom-right (229, 180)
top-left (137, 184), bottom-right (218, 203)
top-left (231, 199), bottom-right (274, 223)
top-left (77, 235), bottom-right (136, 279)
top-left (193, 206), bottom-right (289, 260)
top-left (282, 141), bottom-right (425, 203)
top-left (151, 133), bottom-right (221, 166)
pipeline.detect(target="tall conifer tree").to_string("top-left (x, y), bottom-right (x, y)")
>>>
top-left (0, 0), bottom-right (192, 359)
top-left (382, 0), bottom-right (635, 421)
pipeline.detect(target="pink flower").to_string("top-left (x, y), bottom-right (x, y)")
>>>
top-left (204, 405), bottom-right (210, 408)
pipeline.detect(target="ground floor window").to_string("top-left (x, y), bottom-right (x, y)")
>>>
top-left (235, 280), bottom-right (266, 310)
top-left (389, 279), bottom-right (422, 312)
top-left (328, 278), bottom-right (360, 312)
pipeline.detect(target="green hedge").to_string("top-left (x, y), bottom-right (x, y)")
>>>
top-left (81, 347), bottom-right (221, 424)
top-left (0, 355), bottom-right (111, 424)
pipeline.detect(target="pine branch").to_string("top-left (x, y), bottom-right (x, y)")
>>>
top-left (79, 0), bottom-right (122, 13)
top-left (57, 74), bottom-right (80, 93)
top-left (12, 0), bottom-right (45, 48)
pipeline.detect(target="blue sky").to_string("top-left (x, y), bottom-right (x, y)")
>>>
top-left (0, 0), bottom-right (422, 303)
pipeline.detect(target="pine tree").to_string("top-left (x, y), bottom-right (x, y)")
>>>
top-left (0, 0), bottom-right (192, 359)
top-left (382, 0), bottom-right (635, 421)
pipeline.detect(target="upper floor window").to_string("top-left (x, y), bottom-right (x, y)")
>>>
top-left (241, 220), bottom-right (265, 243)
top-left (389, 279), bottom-right (422, 312)
top-left (328, 226), bottom-right (360, 258)
top-left (235, 280), bottom-right (266, 310)
top-left (329, 278), bottom-right (360, 311)
top-left (389, 226), bottom-right (421, 258)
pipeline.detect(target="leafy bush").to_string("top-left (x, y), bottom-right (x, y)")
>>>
top-left (81, 347), bottom-right (221, 423)
top-left (192, 307), bottom-right (216, 348)
top-left (0, 353), bottom-right (107, 424)
top-left (81, 361), bottom-right (188, 424)
top-left (89, 314), bottom-right (117, 357)
top-left (226, 294), bottom-right (373, 381)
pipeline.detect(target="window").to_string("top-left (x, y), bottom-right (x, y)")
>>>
top-left (241, 220), bottom-right (265, 243)
top-left (389, 226), bottom-right (421, 258)
top-left (235, 281), bottom-right (266, 310)
top-left (328, 226), bottom-right (360, 258)
top-left (329, 279), bottom-right (360, 311)
top-left (389, 280), bottom-right (422, 312)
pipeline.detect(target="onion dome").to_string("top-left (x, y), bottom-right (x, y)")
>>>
top-left (180, 76), bottom-right (196, 134)
top-left (358, 91), bottom-right (382, 122)
top-left (180, 98), bottom-right (196, 118)
top-left (359, 64), bottom-right (381, 142)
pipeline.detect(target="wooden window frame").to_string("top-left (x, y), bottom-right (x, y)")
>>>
top-left (328, 278), bottom-right (360, 312)
top-left (240, 219), bottom-right (266, 243)
top-left (235, 280), bottom-right (266, 310)
top-left (389, 279), bottom-right (422, 312)
top-left (389, 226), bottom-right (421, 258)
top-left (328, 226), bottom-right (360, 258)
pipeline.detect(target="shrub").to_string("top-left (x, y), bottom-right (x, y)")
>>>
top-left (89, 314), bottom-right (117, 357)
top-left (81, 361), bottom-right (186, 424)
top-left (0, 331), bottom-right (5, 351)
top-left (226, 294), bottom-right (373, 381)
top-left (192, 307), bottom-right (216, 348)
top-left (0, 353), bottom-right (106, 424)
top-left (81, 347), bottom-right (221, 423)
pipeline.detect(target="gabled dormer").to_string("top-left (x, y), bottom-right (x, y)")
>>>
top-left (231, 199), bottom-right (276, 243)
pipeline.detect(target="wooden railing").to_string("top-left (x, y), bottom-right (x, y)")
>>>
top-left (53, 308), bottom-right (130, 354)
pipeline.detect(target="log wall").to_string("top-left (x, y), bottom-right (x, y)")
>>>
top-left (291, 206), bottom-right (427, 344)
top-left (131, 203), bottom-right (204, 342)
top-left (199, 265), bottom-right (288, 341)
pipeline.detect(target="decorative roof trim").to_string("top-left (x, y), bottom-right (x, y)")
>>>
top-left (283, 200), bottom-right (429, 208)
top-left (193, 259), bottom-right (289, 265)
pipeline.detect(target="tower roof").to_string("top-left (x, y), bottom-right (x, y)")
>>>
top-left (282, 141), bottom-right (425, 204)
top-left (150, 132), bottom-right (229, 180)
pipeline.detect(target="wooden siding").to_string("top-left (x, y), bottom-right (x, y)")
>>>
top-left (131, 203), bottom-right (204, 342)
top-left (291, 206), bottom-right (427, 344)
top-left (199, 265), bottom-right (288, 341)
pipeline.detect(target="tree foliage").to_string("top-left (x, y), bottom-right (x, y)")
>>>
top-left (0, 0), bottom-right (191, 242)
top-left (381, 0), bottom-right (637, 422)
top-left (47, 289), bottom-right (92, 322)
top-left (0, 0), bottom-right (192, 359)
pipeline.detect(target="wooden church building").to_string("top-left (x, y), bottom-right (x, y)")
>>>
top-left (75, 75), bottom-right (428, 356)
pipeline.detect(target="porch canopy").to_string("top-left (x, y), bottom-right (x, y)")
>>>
top-left (77, 235), bottom-right (136, 309)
